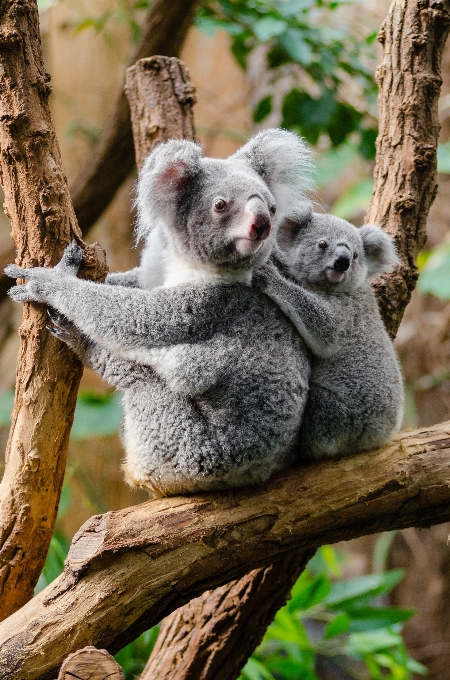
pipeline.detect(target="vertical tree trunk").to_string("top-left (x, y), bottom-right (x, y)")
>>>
top-left (140, 1), bottom-right (450, 678)
top-left (0, 0), bottom-right (106, 621)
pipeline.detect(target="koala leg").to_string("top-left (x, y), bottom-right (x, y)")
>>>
top-left (47, 310), bottom-right (149, 390)
top-left (299, 385), bottom-right (355, 460)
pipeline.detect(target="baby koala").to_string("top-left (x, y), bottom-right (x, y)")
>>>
top-left (253, 209), bottom-right (404, 460)
top-left (6, 129), bottom-right (313, 496)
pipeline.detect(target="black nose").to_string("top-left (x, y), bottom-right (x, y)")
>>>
top-left (250, 213), bottom-right (271, 240)
top-left (333, 255), bottom-right (350, 272)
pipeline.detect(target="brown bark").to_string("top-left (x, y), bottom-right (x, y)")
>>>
top-left (0, 0), bottom-right (107, 622)
top-left (143, 551), bottom-right (314, 680)
top-left (0, 421), bottom-right (450, 680)
top-left (70, 0), bottom-right (201, 234)
top-left (140, 2), bottom-right (450, 677)
top-left (367, 0), bottom-right (450, 338)
top-left (125, 56), bottom-right (198, 171)
top-left (58, 647), bottom-right (124, 680)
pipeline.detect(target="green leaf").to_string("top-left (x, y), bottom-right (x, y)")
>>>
top-left (331, 177), bottom-right (373, 221)
top-left (240, 657), bottom-right (275, 680)
top-left (288, 573), bottom-right (330, 612)
top-left (417, 244), bottom-right (450, 300)
top-left (253, 95), bottom-right (273, 123)
top-left (279, 29), bottom-right (313, 65)
top-left (359, 127), bottom-right (378, 160)
top-left (324, 613), bottom-right (350, 639)
top-left (346, 629), bottom-right (403, 655)
top-left (325, 569), bottom-right (404, 609)
top-left (267, 608), bottom-right (312, 647)
top-left (347, 607), bottom-right (414, 633)
top-left (253, 17), bottom-right (287, 42)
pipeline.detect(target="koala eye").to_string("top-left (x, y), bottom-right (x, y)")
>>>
top-left (353, 252), bottom-right (358, 259)
top-left (269, 204), bottom-right (276, 216)
top-left (213, 198), bottom-right (227, 212)
top-left (318, 240), bottom-right (328, 250)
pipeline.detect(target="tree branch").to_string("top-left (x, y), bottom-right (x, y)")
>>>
top-left (0, 421), bottom-right (449, 680)
top-left (0, 0), bottom-right (107, 622)
top-left (368, 0), bottom-right (450, 338)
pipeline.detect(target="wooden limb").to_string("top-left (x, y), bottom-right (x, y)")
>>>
top-left (125, 56), bottom-right (197, 171)
top-left (141, 551), bottom-right (314, 680)
top-left (135, 3), bottom-right (450, 676)
top-left (0, 0), bottom-right (107, 622)
top-left (70, 0), bottom-right (201, 233)
top-left (1, 421), bottom-right (450, 680)
top-left (58, 647), bottom-right (123, 680)
top-left (367, 0), bottom-right (450, 338)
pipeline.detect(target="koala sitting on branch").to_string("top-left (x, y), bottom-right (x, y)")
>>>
top-left (254, 209), bottom-right (404, 460)
top-left (6, 129), bottom-right (313, 497)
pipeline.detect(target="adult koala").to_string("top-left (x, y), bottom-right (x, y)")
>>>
top-left (6, 130), bottom-right (313, 497)
top-left (254, 209), bottom-right (404, 460)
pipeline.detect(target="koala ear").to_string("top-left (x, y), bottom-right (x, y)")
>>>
top-left (277, 202), bottom-right (313, 249)
top-left (136, 140), bottom-right (203, 241)
top-left (230, 128), bottom-right (315, 219)
top-left (359, 225), bottom-right (399, 277)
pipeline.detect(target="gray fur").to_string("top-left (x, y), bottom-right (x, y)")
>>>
top-left (5, 129), bottom-right (313, 496)
top-left (253, 212), bottom-right (404, 460)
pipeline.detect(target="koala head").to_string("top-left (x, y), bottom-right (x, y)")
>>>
top-left (136, 129), bottom-right (313, 273)
top-left (279, 212), bottom-right (399, 293)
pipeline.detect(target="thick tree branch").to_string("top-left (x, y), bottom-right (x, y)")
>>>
top-left (368, 0), bottom-right (450, 337)
top-left (0, 0), bottom-right (107, 622)
top-left (0, 421), bottom-right (449, 680)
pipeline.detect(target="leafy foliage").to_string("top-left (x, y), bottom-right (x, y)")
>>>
top-left (196, 0), bottom-right (378, 155)
top-left (239, 545), bottom-right (425, 680)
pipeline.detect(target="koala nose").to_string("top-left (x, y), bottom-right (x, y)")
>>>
top-left (249, 213), bottom-right (271, 241)
top-left (333, 247), bottom-right (351, 272)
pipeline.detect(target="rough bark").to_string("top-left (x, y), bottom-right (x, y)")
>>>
top-left (139, 2), bottom-right (450, 677)
top-left (367, 0), bottom-right (450, 338)
top-left (1, 421), bottom-right (450, 680)
top-left (0, 0), bottom-right (107, 623)
top-left (58, 647), bottom-right (124, 680)
top-left (125, 56), bottom-right (198, 171)
top-left (142, 551), bottom-right (314, 680)
top-left (70, 0), bottom-right (201, 233)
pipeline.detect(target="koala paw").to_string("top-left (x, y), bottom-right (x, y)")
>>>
top-left (8, 284), bottom-right (35, 303)
top-left (58, 241), bottom-right (83, 276)
top-left (47, 308), bottom-right (86, 352)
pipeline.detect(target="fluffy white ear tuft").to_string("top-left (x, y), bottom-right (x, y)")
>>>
top-left (135, 140), bottom-right (203, 241)
top-left (230, 128), bottom-right (315, 219)
top-left (359, 225), bottom-right (399, 277)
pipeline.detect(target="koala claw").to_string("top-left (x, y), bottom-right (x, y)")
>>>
top-left (60, 241), bottom-right (83, 274)
top-left (4, 264), bottom-right (29, 280)
top-left (8, 284), bottom-right (34, 302)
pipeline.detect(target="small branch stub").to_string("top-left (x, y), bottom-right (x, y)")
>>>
top-left (58, 647), bottom-right (124, 680)
top-left (125, 56), bottom-right (197, 170)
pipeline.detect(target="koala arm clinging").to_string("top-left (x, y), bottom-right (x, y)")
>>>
top-left (5, 244), bottom-right (218, 354)
top-left (253, 262), bottom-right (349, 358)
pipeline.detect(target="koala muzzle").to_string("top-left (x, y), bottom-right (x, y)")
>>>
top-left (333, 247), bottom-right (351, 272)
top-left (249, 213), bottom-right (271, 241)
